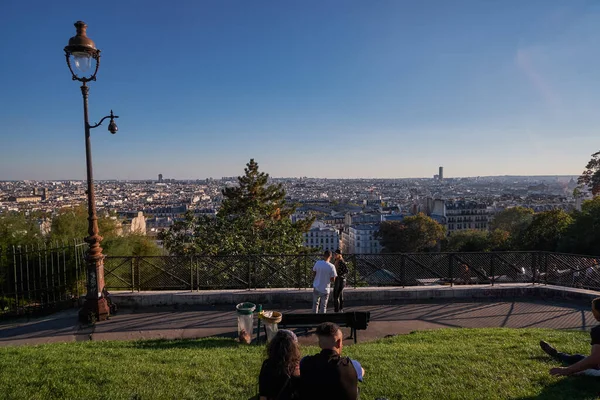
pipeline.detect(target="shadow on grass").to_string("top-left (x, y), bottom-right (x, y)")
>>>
top-left (132, 337), bottom-right (244, 350)
top-left (515, 377), bottom-right (600, 400)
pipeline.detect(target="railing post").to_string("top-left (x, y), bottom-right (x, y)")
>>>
top-left (190, 254), bottom-right (193, 292)
top-left (490, 253), bottom-right (495, 286)
top-left (400, 254), bottom-right (406, 288)
top-left (545, 252), bottom-right (549, 285)
top-left (353, 254), bottom-right (358, 289)
top-left (130, 257), bottom-right (135, 293)
top-left (449, 253), bottom-right (454, 287)
top-left (136, 257), bottom-right (141, 292)
top-left (12, 246), bottom-right (18, 313)
top-left (247, 255), bottom-right (252, 290)
top-left (303, 255), bottom-right (308, 289)
top-left (532, 252), bottom-right (537, 285)
top-left (196, 256), bottom-right (200, 292)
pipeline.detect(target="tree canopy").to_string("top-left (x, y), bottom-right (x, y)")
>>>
top-left (377, 213), bottom-right (446, 253)
top-left (518, 209), bottom-right (572, 252)
top-left (489, 207), bottom-right (534, 237)
top-left (0, 212), bottom-right (42, 249)
top-left (578, 151), bottom-right (600, 196)
top-left (161, 159), bottom-right (313, 255)
top-left (558, 197), bottom-right (600, 256)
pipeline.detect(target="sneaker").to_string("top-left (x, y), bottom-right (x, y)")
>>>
top-left (540, 340), bottom-right (558, 357)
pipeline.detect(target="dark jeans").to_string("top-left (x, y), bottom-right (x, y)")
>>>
top-left (555, 352), bottom-right (586, 365)
top-left (333, 277), bottom-right (346, 312)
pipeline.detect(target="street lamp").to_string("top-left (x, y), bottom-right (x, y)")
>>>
top-left (64, 21), bottom-right (119, 322)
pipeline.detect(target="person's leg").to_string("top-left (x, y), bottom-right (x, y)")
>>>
top-left (312, 289), bottom-right (319, 313)
top-left (333, 280), bottom-right (341, 312)
top-left (319, 291), bottom-right (330, 313)
top-left (339, 279), bottom-right (345, 312)
top-left (540, 341), bottom-right (586, 365)
top-left (556, 353), bottom-right (586, 365)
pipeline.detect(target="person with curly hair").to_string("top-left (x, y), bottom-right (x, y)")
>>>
top-left (258, 330), bottom-right (301, 400)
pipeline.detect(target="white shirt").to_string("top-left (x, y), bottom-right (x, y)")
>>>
top-left (312, 260), bottom-right (337, 293)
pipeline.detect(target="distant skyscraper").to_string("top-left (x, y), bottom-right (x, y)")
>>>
top-left (439, 166), bottom-right (444, 181)
top-left (158, 174), bottom-right (163, 183)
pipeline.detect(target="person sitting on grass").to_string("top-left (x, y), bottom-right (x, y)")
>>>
top-left (299, 322), bottom-right (364, 400)
top-left (540, 297), bottom-right (600, 377)
top-left (258, 330), bottom-right (301, 400)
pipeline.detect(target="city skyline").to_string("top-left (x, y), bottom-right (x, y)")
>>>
top-left (2, 1), bottom-right (600, 180)
top-left (0, 172), bottom-right (581, 182)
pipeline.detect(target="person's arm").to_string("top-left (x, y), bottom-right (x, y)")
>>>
top-left (550, 345), bottom-right (600, 376)
top-left (330, 263), bottom-right (338, 283)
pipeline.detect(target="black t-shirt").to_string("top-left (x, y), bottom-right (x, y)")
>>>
top-left (258, 359), bottom-right (299, 400)
top-left (299, 349), bottom-right (358, 400)
top-left (590, 326), bottom-right (600, 346)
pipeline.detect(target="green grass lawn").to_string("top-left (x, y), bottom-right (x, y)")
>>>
top-left (1, 328), bottom-right (599, 400)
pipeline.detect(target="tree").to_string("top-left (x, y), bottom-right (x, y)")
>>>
top-left (49, 204), bottom-right (119, 243)
top-left (219, 159), bottom-right (294, 221)
top-left (161, 159), bottom-right (313, 255)
top-left (489, 207), bottom-right (534, 237)
top-left (490, 206), bottom-right (534, 249)
top-left (487, 229), bottom-right (512, 251)
top-left (0, 212), bottom-right (42, 249)
top-left (377, 213), bottom-right (446, 253)
top-left (578, 151), bottom-right (600, 196)
top-left (102, 234), bottom-right (165, 257)
top-left (443, 229), bottom-right (511, 252)
top-left (518, 209), bottom-right (572, 252)
top-left (445, 230), bottom-right (492, 252)
top-left (49, 205), bottom-right (162, 256)
top-left (558, 198), bottom-right (600, 256)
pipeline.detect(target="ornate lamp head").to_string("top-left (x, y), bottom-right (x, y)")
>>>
top-left (64, 21), bottom-right (101, 82)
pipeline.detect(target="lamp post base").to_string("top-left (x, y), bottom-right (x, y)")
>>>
top-left (78, 297), bottom-right (110, 323)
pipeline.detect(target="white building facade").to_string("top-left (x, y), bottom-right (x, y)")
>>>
top-left (342, 223), bottom-right (381, 254)
top-left (445, 200), bottom-right (490, 234)
top-left (303, 221), bottom-right (340, 252)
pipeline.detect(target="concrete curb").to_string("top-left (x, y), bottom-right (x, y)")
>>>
top-left (111, 284), bottom-right (600, 308)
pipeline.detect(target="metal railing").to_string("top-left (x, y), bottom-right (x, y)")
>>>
top-left (0, 241), bottom-right (87, 319)
top-left (2, 248), bottom-right (600, 319)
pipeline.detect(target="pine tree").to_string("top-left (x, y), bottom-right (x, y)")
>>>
top-left (219, 159), bottom-right (290, 220)
top-left (162, 159), bottom-right (313, 255)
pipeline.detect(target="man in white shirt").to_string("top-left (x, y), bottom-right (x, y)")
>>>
top-left (312, 250), bottom-right (337, 313)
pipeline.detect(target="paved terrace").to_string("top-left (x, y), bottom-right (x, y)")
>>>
top-left (0, 284), bottom-right (598, 347)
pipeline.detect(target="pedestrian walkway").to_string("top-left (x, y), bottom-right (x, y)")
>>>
top-left (0, 299), bottom-right (594, 347)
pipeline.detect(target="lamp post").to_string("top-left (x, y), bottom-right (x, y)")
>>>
top-left (64, 21), bottom-right (119, 323)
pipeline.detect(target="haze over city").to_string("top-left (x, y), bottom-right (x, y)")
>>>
top-left (1, 1), bottom-right (600, 180)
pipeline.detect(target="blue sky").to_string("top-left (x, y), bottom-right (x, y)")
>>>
top-left (1, 1), bottom-right (599, 180)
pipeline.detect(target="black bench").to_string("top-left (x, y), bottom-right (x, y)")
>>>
top-left (279, 312), bottom-right (370, 344)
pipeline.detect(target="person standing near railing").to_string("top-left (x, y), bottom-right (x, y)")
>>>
top-left (312, 250), bottom-right (337, 314)
top-left (333, 249), bottom-right (348, 313)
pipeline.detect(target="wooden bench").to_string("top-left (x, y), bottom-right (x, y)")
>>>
top-left (279, 311), bottom-right (370, 344)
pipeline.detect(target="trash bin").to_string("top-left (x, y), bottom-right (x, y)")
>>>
top-left (236, 302), bottom-right (256, 344)
top-left (259, 310), bottom-right (283, 342)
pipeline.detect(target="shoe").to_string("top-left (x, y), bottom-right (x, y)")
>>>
top-left (540, 340), bottom-right (558, 357)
